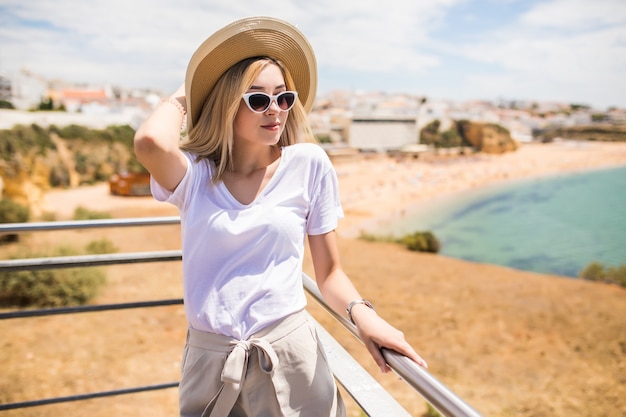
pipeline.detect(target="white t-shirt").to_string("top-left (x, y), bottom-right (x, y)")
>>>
top-left (151, 142), bottom-right (343, 339)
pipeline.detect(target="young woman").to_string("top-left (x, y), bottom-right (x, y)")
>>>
top-left (134, 16), bottom-right (427, 417)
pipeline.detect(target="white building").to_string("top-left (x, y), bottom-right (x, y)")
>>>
top-left (1, 68), bottom-right (48, 110)
top-left (347, 116), bottom-right (419, 151)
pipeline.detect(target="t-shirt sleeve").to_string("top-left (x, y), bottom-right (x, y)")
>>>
top-left (150, 153), bottom-right (193, 210)
top-left (306, 154), bottom-right (344, 235)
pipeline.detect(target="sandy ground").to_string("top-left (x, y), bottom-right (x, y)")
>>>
top-left (3, 140), bottom-right (626, 417)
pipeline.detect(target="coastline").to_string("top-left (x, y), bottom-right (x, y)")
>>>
top-left (40, 140), bottom-right (626, 229)
top-left (333, 140), bottom-right (626, 238)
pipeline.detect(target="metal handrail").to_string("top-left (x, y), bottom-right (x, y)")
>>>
top-left (302, 274), bottom-right (483, 417)
top-left (0, 250), bottom-right (182, 271)
top-left (0, 217), bottom-right (484, 416)
top-left (0, 383), bottom-right (179, 411)
top-left (0, 299), bottom-right (183, 320)
top-left (0, 216), bottom-right (180, 233)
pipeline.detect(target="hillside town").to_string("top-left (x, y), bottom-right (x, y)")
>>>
top-left (1, 68), bottom-right (625, 152)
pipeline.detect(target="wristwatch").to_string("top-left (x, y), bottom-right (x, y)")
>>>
top-left (346, 299), bottom-right (375, 325)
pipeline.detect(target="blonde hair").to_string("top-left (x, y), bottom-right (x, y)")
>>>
top-left (181, 57), bottom-right (316, 183)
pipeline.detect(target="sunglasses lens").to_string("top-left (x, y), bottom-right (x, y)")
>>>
top-left (248, 94), bottom-right (271, 112)
top-left (277, 92), bottom-right (296, 110)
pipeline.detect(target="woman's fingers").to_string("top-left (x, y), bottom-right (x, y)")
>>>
top-left (388, 338), bottom-right (428, 368)
top-left (364, 338), bottom-right (391, 373)
top-left (358, 315), bottom-right (428, 371)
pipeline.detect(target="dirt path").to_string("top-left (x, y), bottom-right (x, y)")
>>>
top-left (41, 183), bottom-right (178, 219)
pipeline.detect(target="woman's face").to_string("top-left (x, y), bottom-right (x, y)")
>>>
top-left (233, 63), bottom-right (289, 148)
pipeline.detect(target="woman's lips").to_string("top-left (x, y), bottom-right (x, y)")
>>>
top-left (262, 121), bottom-right (281, 130)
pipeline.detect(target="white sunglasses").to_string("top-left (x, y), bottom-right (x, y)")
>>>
top-left (241, 91), bottom-right (298, 113)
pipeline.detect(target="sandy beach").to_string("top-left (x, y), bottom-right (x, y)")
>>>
top-left (332, 140), bottom-right (626, 237)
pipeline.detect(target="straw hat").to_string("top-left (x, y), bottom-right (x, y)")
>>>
top-left (185, 16), bottom-right (317, 131)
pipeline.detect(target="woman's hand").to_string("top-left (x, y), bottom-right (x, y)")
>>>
top-left (350, 304), bottom-right (428, 373)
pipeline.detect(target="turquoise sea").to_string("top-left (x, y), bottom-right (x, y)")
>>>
top-left (377, 165), bottom-right (626, 278)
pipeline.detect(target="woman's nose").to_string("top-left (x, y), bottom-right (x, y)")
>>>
top-left (266, 98), bottom-right (281, 113)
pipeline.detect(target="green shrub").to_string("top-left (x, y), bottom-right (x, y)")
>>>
top-left (401, 231), bottom-right (441, 253)
top-left (359, 230), bottom-right (441, 253)
top-left (103, 124), bottom-right (135, 146)
top-left (423, 403), bottom-right (443, 417)
top-left (85, 238), bottom-right (118, 254)
top-left (0, 268), bottom-right (106, 307)
top-left (0, 198), bottom-right (30, 224)
top-left (315, 134), bottom-right (332, 143)
top-left (55, 124), bottom-right (94, 140)
top-left (0, 100), bottom-right (15, 109)
top-left (579, 262), bottom-right (605, 282)
top-left (73, 206), bottom-right (111, 220)
top-left (0, 245), bottom-right (106, 307)
top-left (0, 124), bottom-right (54, 161)
top-left (0, 198), bottom-right (30, 243)
top-left (420, 119), bottom-right (441, 146)
top-left (580, 262), bottom-right (626, 288)
top-left (441, 128), bottom-right (462, 147)
top-left (606, 264), bottom-right (626, 288)
top-left (55, 124), bottom-right (135, 145)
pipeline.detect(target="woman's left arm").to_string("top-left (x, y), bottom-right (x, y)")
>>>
top-left (308, 231), bottom-right (428, 373)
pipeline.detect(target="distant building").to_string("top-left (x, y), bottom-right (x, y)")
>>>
top-left (347, 116), bottom-right (419, 151)
top-left (50, 87), bottom-right (111, 112)
top-left (0, 76), bottom-right (11, 102)
top-left (1, 69), bottom-right (48, 110)
top-left (606, 108), bottom-right (626, 124)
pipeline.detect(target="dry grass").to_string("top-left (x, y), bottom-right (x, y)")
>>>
top-left (3, 147), bottom-right (626, 416)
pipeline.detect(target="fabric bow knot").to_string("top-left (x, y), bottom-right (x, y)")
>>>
top-left (221, 338), bottom-right (279, 387)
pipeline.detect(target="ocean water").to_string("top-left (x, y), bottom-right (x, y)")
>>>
top-left (377, 165), bottom-right (626, 278)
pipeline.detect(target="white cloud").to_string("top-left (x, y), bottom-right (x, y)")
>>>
top-left (521, 0), bottom-right (626, 29)
top-left (0, 0), bottom-right (624, 108)
top-left (0, 0), bottom-right (462, 84)
top-left (436, 0), bottom-right (626, 107)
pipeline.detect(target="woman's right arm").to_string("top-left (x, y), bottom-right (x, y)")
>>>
top-left (134, 83), bottom-right (188, 192)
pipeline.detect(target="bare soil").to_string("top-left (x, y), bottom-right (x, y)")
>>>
top-left (2, 151), bottom-right (626, 416)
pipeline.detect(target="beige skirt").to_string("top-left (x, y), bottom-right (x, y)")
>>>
top-left (179, 310), bottom-right (346, 417)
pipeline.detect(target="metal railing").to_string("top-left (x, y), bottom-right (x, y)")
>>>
top-left (303, 273), bottom-right (483, 417)
top-left (0, 217), bottom-right (483, 417)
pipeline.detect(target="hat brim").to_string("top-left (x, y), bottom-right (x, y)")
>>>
top-left (185, 16), bottom-right (317, 131)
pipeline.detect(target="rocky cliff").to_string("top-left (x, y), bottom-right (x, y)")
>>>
top-left (420, 119), bottom-right (519, 153)
top-left (0, 124), bottom-right (139, 216)
top-left (456, 120), bottom-right (519, 153)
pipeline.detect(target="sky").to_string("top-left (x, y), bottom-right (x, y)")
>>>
top-left (1, 0), bottom-right (625, 110)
